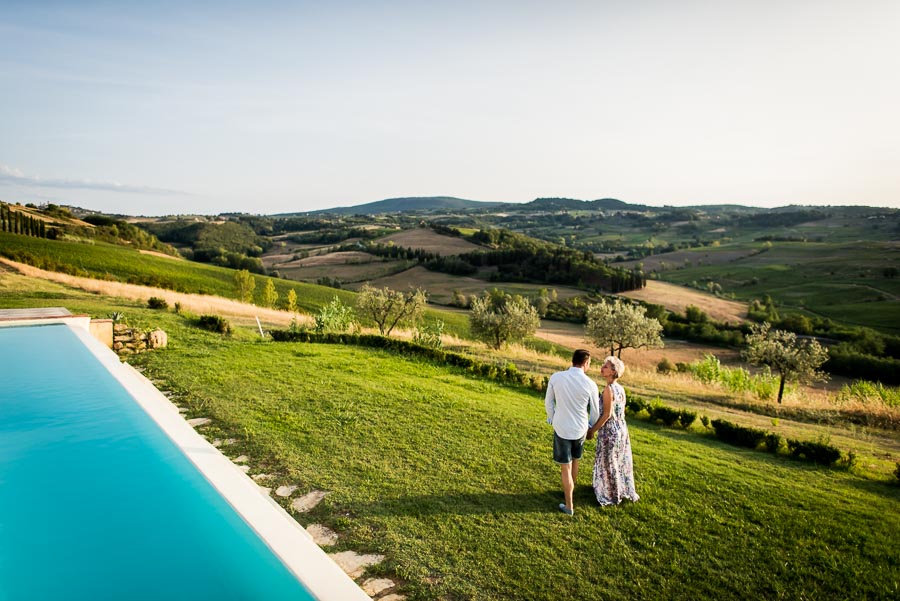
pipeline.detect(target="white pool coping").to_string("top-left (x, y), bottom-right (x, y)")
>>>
top-left (2, 316), bottom-right (370, 601)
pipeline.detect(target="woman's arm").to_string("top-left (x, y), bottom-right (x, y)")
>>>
top-left (587, 386), bottom-right (613, 438)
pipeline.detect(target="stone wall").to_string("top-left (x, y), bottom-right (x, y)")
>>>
top-left (113, 324), bottom-right (168, 355)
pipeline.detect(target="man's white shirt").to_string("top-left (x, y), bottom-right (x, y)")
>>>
top-left (544, 366), bottom-right (601, 440)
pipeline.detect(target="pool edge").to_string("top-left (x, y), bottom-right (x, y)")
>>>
top-left (63, 323), bottom-right (372, 601)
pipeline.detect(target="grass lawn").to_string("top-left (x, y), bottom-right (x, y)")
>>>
top-left (130, 329), bottom-right (900, 600)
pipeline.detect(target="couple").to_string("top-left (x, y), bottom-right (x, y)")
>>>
top-left (545, 349), bottom-right (639, 515)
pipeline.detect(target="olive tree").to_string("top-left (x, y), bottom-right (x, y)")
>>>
top-left (356, 284), bottom-right (427, 336)
top-left (584, 299), bottom-right (663, 357)
top-left (470, 289), bottom-right (540, 349)
top-left (742, 322), bottom-right (829, 404)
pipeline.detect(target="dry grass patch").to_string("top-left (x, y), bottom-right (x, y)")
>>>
top-left (620, 280), bottom-right (748, 323)
top-left (0, 258), bottom-right (311, 329)
top-left (377, 228), bottom-right (482, 255)
top-left (295, 251), bottom-right (378, 266)
top-left (138, 250), bottom-right (182, 260)
top-left (619, 248), bottom-right (758, 272)
top-left (356, 265), bottom-right (586, 304)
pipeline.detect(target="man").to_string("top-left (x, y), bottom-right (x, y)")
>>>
top-left (545, 349), bottom-right (600, 515)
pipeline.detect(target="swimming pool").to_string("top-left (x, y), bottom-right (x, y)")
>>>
top-left (0, 322), bottom-right (366, 600)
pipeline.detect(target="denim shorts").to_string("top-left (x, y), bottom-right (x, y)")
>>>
top-left (553, 432), bottom-right (586, 464)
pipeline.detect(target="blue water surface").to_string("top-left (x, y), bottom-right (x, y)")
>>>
top-left (0, 324), bottom-right (314, 601)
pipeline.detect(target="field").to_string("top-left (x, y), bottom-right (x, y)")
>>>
top-left (655, 241), bottom-right (900, 332)
top-left (0, 234), bottom-right (473, 338)
top-left (377, 228), bottom-right (483, 255)
top-left (355, 265), bottom-right (587, 305)
top-left (619, 280), bottom-right (749, 323)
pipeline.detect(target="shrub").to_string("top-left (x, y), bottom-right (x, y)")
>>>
top-left (786, 439), bottom-right (841, 466)
top-left (413, 319), bottom-right (444, 349)
top-left (700, 415), bottom-right (710, 429)
top-left (711, 419), bottom-right (768, 449)
top-left (690, 354), bottom-right (722, 383)
top-left (763, 433), bottom-right (783, 453)
top-left (625, 394), bottom-right (649, 416)
top-left (315, 296), bottom-right (356, 334)
top-left (894, 462), bottom-right (900, 484)
top-left (147, 296), bottom-right (168, 310)
top-left (198, 314), bottom-right (231, 335)
top-left (650, 404), bottom-right (681, 427)
top-left (657, 358), bottom-right (676, 374)
top-left (837, 380), bottom-right (900, 408)
top-left (678, 409), bottom-right (697, 428)
top-left (173, 302), bottom-right (183, 314)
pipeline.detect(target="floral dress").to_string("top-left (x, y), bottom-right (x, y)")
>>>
top-left (593, 382), bottom-right (639, 506)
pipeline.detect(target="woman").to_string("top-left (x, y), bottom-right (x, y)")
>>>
top-left (586, 356), bottom-right (639, 506)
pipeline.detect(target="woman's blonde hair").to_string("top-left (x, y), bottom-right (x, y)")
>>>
top-left (604, 356), bottom-right (625, 379)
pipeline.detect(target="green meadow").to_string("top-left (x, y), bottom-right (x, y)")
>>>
top-left (0, 231), bottom-right (471, 337)
top-left (124, 318), bottom-right (900, 600)
top-left (657, 241), bottom-right (900, 332)
top-left (3, 276), bottom-right (897, 600)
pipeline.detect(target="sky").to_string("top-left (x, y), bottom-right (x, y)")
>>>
top-left (1, 0), bottom-right (898, 216)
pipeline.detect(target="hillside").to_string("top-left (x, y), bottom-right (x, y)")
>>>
top-left (302, 196), bottom-right (504, 215)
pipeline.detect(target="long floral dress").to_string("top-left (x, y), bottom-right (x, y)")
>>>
top-left (593, 382), bottom-right (639, 505)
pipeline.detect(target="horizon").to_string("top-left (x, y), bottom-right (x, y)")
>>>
top-left (2, 1), bottom-right (899, 215)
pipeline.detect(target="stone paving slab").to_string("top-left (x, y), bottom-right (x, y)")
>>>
top-left (327, 551), bottom-right (384, 579)
top-left (379, 594), bottom-right (406, 600)
top-left (306, 524), bottom-right (339, 546)
top-left (361, 578), bottom-right (395, 596)
top-left (232, 455), bottom-right (249, 463)
top-left (291, 490), bottom-right (327, 513)
top-left (275, 484), bottom-right (297, 497)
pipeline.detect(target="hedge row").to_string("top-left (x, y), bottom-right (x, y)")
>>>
top-left (269, 328), bottom-right (549, 392)
top-left (626, 395), bottom-right (843, 467)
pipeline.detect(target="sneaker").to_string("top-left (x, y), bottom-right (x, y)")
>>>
top-left (558, 503), bottom-right (574, 516)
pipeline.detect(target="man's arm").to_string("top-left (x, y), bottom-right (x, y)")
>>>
top-left (544, 379), bottom-right (556, 425)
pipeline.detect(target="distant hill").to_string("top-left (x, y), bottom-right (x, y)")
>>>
top-left (511, 197), bottom-right (650, 212)
top-left (298, 196), bottom-right (505, 216)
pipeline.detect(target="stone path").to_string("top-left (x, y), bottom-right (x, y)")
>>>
top-left (185, 410), bottom-right (405, 599)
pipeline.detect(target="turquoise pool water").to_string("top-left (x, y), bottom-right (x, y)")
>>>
top-left (0, 324), bottom-right (315, 600)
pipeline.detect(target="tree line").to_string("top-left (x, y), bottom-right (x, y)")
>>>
top-left (0, 203), bottom-right (48, 238)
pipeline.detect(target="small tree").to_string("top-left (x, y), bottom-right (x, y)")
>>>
top-left (742, 322), bottom-right (829, 404)
top-left (584, 299), bottom-right (663, 357)
top-left (315, 296), bottom-right (357, 334)
top-left (356, 284), bottom-right (427, 336)
top-left (285, 288), bottom-right (298, 313)
top-left (262, 279), bottom-right (278, 308)
top-left (469, 289), bottom-right (540, 349)
top-left (234, 269), bottom-right (256, 303)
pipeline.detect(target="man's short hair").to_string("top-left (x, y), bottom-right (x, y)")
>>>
top-left (572, 349), bottom-right (591, 367)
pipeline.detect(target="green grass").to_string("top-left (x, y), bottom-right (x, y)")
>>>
top-left (133, 334), bottom-right (898, 600)
top-left (0, 231), bottom-right (471, 338)
top-left (3, 276), bottom-right (899, 599)
top-left (658, 241), bottom-right (900, 332)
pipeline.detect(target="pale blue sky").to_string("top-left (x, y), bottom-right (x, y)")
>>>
top-left (1, 0), bottom-right (898, 215)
